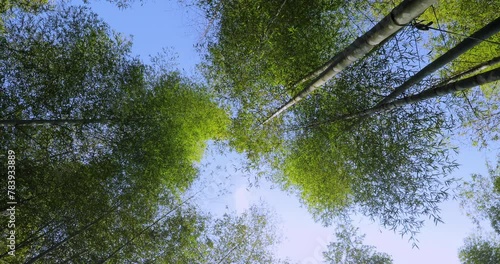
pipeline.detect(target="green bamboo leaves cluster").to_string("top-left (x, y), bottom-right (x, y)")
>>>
top-left (198, 0), bottom-right (353, 162)
top-left (281, 55), bottom-right (457, 240)
top-left (0, 5), bottom-right (282, 263)
top-left (198, 0), bottom-right (499, 245)
top-left (1, 0), bottom-right (500, 262)
top-left (420, 0), bottom-right (500, 76)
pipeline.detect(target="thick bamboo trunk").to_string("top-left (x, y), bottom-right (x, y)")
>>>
top-left (376, 16), bottom-right (500, 106)
top-left (436, 55), bottom-right (500, 87)
top-left (262, 0), bottom-right (436, 124)
top-left (292, 30), bottom-right (399, 88)
top-left (332, 67), bottom-right (500, 122)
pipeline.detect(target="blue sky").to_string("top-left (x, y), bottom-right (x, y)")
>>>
top-left (82, 1), bottom-right (494, 263)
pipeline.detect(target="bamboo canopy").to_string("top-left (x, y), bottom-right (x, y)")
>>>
top-left (262, 0), bottom-right (436, 125)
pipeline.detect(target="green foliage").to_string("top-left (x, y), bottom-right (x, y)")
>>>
top-left (459, 158), bottom-right (500, 232)
top-left (458, 157), bottom-right (500, 264)
top-left (0, 4), bottom-right (230, 263)
top-left (459, 235), bottom-right (500, 264)
top-left (195, 203), bottom-right (286, 264)
top-left (370, 0), bottom-right (500, 78)
top-left (282, 131), bottom-right (352, 213)
top-left (199, 0), bottom-right (463, 248)
top-left (199, 0), bottom-right (460, 245)
top-left (418, 0), bottom-right (500, 76)
top-left (200, 0), bottom-right (349, 90)
top-left (0, 0), bottom-right (48, 13)
top-left (369, 0), bottom-right (500, 147)
top-left (116, 71), bottom-right (230, 192)
top-left (417, 0), bottom-right (500, 148)
top-left (275, 48), bottom-right (457, 242)
top-left (198, 0), bottom-right (356, 163)
top-left (324, 219), bottom-right (393, 264)
top-left (0, 4), bottom-right (136, 123)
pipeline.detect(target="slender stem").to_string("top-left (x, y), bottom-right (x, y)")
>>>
top-left (99, 191), bottom-right (202, 263)
top-left (24, 203), bottom-right (121, 264)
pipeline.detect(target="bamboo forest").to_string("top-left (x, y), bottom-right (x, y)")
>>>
top-left (1, 0), bottom-right (500, 263)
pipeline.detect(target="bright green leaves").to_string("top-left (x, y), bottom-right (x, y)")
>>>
top-left (420, 0), bottom-right (500, 76)
top-left (275, 49), bottom-right (458, 240)
top-left (418, 0), bottom-right (500, 146)
top-left (282, 108), bottom-right (455, 240)
top-left (120, 72), bottom-right (230, 193)
top-left (153, 75), bottom-right (229, 161)
top-left (202, 0), bottom-right (347, 89)
top-left (0, 4), bottom-right (231, 263)
top-left (199, 0), bottom-right (461, 244)
top-left (1, 3), bottom-right (230, 194)
top-left (281, 130), bottom-right (353, 215)
top-left (198, 0), bottom-right (352, 162)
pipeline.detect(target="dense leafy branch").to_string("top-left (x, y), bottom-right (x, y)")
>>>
top-left (262, 0), bottom-right (436, 124)
top-left (376, 17), bottom-right (500, 106)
